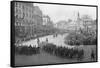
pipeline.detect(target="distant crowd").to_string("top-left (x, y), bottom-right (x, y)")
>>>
top-left (15, 43), bottom-right (96, 61)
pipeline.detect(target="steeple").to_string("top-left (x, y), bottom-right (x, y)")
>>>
top-left (77, 12), bottom-right (80, 20)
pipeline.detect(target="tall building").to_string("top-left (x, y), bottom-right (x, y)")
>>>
top-left (15, 2), bottom-right (43, 26)
top-left (14, 2), bottom-right (43, 38)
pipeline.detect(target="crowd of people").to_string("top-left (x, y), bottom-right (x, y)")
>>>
top-left (64, 27), bottom-right (97, 46)
top-left (15, 42), bottom-right (96, 61)
top-left (15, 45), bottom-right (40, 55)
top-left (42, 43), bottom-right (84, 60)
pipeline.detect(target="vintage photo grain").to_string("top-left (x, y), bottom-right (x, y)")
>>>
top-left (11, 1), bottom-right (97, 67)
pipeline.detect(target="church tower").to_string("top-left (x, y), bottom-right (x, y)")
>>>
top-left (77, 12), bottom-right (80, 21)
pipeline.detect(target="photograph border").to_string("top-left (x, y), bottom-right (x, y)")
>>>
top-left (11, 1), bottom-right (98, 67)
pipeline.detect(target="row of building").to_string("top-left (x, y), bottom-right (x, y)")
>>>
top-left (56, 12), bottom-right (96, 31)
top-left (15, 2), bottom-right (43, 26)
top-left (14, 2), bottom-right (53, 38)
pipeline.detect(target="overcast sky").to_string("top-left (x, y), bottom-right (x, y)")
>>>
top-left (34, 3), bottom-right (96, 23)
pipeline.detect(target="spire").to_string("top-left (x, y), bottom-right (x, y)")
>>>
top-left (77, 12), bottom-right (80, 20)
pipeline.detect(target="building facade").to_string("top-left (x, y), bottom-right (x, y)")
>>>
top-left (14, 2), bottom-right (43, 38)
